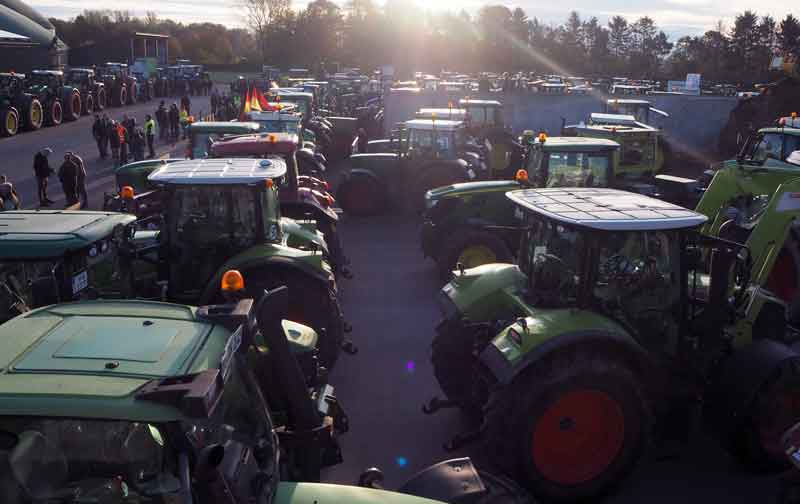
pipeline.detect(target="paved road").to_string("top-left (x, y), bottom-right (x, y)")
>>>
top-left (325, 211), bottom-right (780, 502)
top-left (0, 112), bottom-right (781, 502)
top-left (0, 95), bottom-right (211, 210)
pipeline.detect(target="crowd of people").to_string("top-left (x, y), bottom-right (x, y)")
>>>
top-left (2, 82), bottom-right (250, 211)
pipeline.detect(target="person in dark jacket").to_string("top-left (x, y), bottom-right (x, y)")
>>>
top-left (92, 115), bottom-right (108, 159)
top-left (58, 152), bottom-right (79, 206)
top-left (131, 126), bottom-right (145, 161)
top-left (108, 120), bottom-right (121, 167)
top-left (33, 148), bottom-right (54, 206)
top-left (155, 101), bottom-right (168, 142)
top-left (168, 103), bottom-right (180, 141)
top-left (71, 153), bottom-right (88, 208)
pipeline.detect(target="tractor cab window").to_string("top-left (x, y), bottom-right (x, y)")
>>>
top-left (0, 417), bottom-right (178, 504)
top-left (592, 230), bottom-right (680, 354)
top-left (173, 186), bottom-right (259, 249)
top-left (545, 151), bottom-right (609, 187)
top-left (466, 107), bottom-right (487, 125)
top-left (408, 129), bottom-right (457, 158)
top-left (747, 133), bottom-right (800, 165)
top-left (620, 136), bottom-right (654, 167)
top-left (520, 218), bottom-right (584, 306)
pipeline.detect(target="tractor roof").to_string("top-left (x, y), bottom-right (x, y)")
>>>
top-left (0, 211), bottom-right (136, 259)
top-left (0, 72), bottom-right (24, 79)
top-left (247, 109), bottom-right (300, 122)
top-left (405, 118), bottom-right (463, 131)
top-left (460, 99), bottom-right (502, 107)
top-left (590, 113), bottom-right (639, 126)
top-left (211, 133), bottom-right (299, 157)
top-left (507, 188), bottom-right (707, 231)
top-left (416, 108), bottom-right (467, 120)
top-left (0, 301), bottom-right (230, 421)
top-left (536, 136), bottom-right (620, 151)
top-left (149, 158), bottom-right (287, 185)
top-left (30, 69), bottom-right (62, 76)
top-left (188, 121), bottom-right (261, 134)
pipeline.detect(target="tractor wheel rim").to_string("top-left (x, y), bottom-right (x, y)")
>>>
top-left (345, 180), bottom-right (376, 213)
top-left (31, 106), bottom-right (41, 125)
top-left (7, 113), bottom-right (16, 133)
top-left (532, 389), bottom-right (625, 485)
top-left (457, 245), bottom-right (497, 269)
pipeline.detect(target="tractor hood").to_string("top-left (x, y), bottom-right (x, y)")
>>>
top-left (349, 152), bottom-right (399, 170)
top-left (273, 482), bottom-right (443, 504)
top-left (427, 180), bottom-right (520, 202)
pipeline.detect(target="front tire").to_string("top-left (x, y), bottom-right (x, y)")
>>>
top-left (431, 318), bottom-right (488, 415)
top-left (247, 270), bottom-right (344, 371)
top-left (437, 230), bottom-right (513, 281)
top-left (83, 94), bottom-right (94, 115)
top-left (0, 108), bottom-right (19, 137)
top-left (25, 98), bottom-right (43, 130)
top-left (483, 352), bottom-right (650, 502)
top-left (47, 99), bottom-right (63, 126)
top-left (95, 88), bottom-right (106, 110)
top-left (64, 91), bottom-right (81, 121)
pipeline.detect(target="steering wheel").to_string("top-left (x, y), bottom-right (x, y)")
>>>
top-left (532, 253), bottom-right (576, 293)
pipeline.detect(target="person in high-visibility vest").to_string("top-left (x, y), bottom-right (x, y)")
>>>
top-left (144, 114), bottom-right (156, 158)
top-left (179, 108), bottom-right (189, 140)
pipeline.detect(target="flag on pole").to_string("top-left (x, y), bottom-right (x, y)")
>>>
top-left (238, 86), bottom-right (252, 121)
top-left (253, 86), bottom-right (274, 111)
top-left (250, 86), bottom-right (262, 112)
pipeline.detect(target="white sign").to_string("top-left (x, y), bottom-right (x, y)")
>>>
top-left (685, 73), bottom-right (701, 95)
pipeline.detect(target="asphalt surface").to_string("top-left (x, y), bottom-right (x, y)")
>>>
top-left (0, 95), bottom-right (212, 210)
top-left (0, 110), bottom-right (781, 502)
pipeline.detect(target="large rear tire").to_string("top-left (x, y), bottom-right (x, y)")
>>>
top-left (116, 86), bottom-right (127, 108)
top-left (25, 98), bottom-right (43, 131)
top-left (47, 99), bottom-right (63, 126)
top-left (84, 94), bottom-right (94, 115)
top-left (338, 176), bottom-right (387, 216)
top-left (437, 230), bottom-right (513, 281)
top-left (247, 270), bottom-right (344, 371)
top-left (483, 351), bottom-right (650, 502)
top-left (128, 82), bottom-right (138, 105)
top-left (431, 318), bottom-right (488, 415)
top-left (0, 108), bottom-right (19, 137)
top-left (64, 91), bottom-right (81, 121)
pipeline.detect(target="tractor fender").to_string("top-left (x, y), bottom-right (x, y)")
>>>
top-left (281, 199), bottom-right (338, 223)
top-left (480, 327), bottom-right (654, 388)
top-left (704, 339), bottom-right (800, 437)
top-left (397, 458), bottom-right (486, 503)
top-left (199, 255), bottom-right (331, 305)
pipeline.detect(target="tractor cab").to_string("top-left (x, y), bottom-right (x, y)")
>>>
top-left (187, 121), bottom-right (261, 159)
top-left (0, 211), bottom-right (137, 323)
top-left (98, 62), bottom-right (130, 79)
top-left (65, 68), bottom-right (95, 87)
top-left (605, 99), bottom-right (669, 126)
top-left (0, 72), bottom-right (25, 94)
top-left (405, 118), bottom-right (467, 161)
top-left (267, 90), bottom-right (314, 121)
top-left (25, 69), bottom-right (64, 89)
top-left (415, 108), bottom-right (468, 122)
top-left (735, 118), bottom-right (800, 170)
top-left (459, 99), bottom-right (504, 130)
top-left (522, 135), bottom-right (619, 188)
top-left (563, 113), bottom-right (664, 178)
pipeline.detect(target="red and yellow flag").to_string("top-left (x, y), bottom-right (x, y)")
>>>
top-left (250, 86), bottom-right (262, 112)
top-left (239, 86), bottom-right (252, 121)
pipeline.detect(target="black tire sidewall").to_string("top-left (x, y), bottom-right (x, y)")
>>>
top-left (517, 371), bottom-right (646, 501)
top-left (431, 319), bottom-right (486, 413)
top-left (339, 176), bottom-right (386, 216)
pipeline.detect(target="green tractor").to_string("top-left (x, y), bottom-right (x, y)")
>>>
top-left (64, 67), bottom-right (106, 115)
top-left (24, 70), bottom-right (82, 124)
top-left (0, 210), bottom-right (138, 324)
top-left (428, 187), bottom-right (800, 501)
top-left (695, 115), bottom-right (800, 304)
top-left (337, 118), bottom-right (485, 215)
top-left (0, 72), bottom-right (44, 136)
top-left (421, 136), bottom-right (657, 278)
top-left (134, 158), bottom-right (349, 371)
top-left (0, 289), bottom-right (530, 504)
top-left (562, 110), bottom-right (666, 179)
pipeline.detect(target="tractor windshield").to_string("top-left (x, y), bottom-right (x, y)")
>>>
top-left (540, 151), bottom-right (610, 187)
top-left (408, 128), bottom-right (458, 158)
top-left (520, 218), bottom-right (584, 306)
top-left (25, 74), bottom-right (52, 88)
top-left (746, 132), bottom-right (800, 166)
top-left (0, 417), bottom-right (179, 503)
top-left (172, 186), bottom-right (262, 250)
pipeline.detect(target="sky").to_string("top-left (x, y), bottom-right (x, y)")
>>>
top-left (25, 0), bottom-right (796, 40)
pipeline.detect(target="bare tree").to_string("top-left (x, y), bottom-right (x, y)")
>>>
top-left (241, 0), bottom-right (290, 63)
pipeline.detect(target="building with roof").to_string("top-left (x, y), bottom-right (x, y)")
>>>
top-left (0, 0), bottom-right (67, 72)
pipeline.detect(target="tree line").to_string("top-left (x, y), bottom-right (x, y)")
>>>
top-left (48, 3), bottom-right (800, 84)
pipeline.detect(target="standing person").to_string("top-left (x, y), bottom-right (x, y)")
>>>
top-left (118, 120), bottom-right (129, 166)
top-left (169, 103), bottom-right (180, 142)
top-left (144, 114), bottom-right (156, 158)
top-left (155, 101), bottom-right (167, 142)
top-left (180, 93), bottom-right (191, 116)
top-left (179, 107), bottom-right (189, 140)
top-left (71, 153), bottom-right (88, 209)
top-left (108, 120), bottom-right (121, 167)
top-left (100, 114), bottom-right (111, 158)
top-left (33, 148), bottom-right (54, 206)
top-left (92, 115), bottom-right (107, 159)
top-left (131, 126), bottom-right (145, 161)
top-left (58, 152), bottom-right (79, 206)
top-left (210, 88), bottom-right (219, 117)
top-left (0, 175), bottom-right (20, 210)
